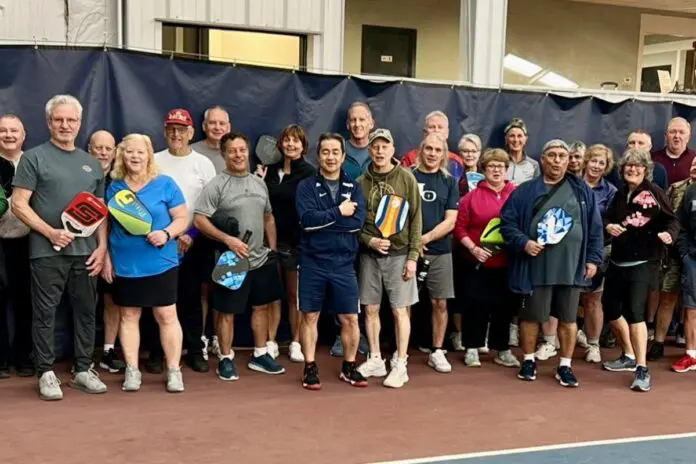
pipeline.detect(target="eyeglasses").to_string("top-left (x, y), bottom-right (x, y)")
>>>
top-left (460, 149), bottom-right (479, 155)
top-left (486, 164), bottom-right (506, 171)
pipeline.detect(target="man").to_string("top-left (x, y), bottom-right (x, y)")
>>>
top-left (652, 117), bottom-right (696, 186)
top-left (357, 128), bottom-right (422, 388)
top-left (295, 133), bottom-right (368, 390)
top-left (411, 133), bottom-right (458, 373)
top-left (674, 179), bottom-right (696, 374)
top-left (567, 141), bottom-right (586, 177)
top-left (193, 132), bottom-right (285, 379)
top-left (153, 108), bottom-right (216, 373)
top-left (0, 114), bottom-right (33, 378)
top-left (86, 130), bottom-right (125, 374)
top-left (12, 95), bottom-right (108, 400)
top-left (191, 105), bottom-right (230, 174)
top-left (607, 130), bottom-right (667, 191)
top-left (400, 111), bottom-right (460, 168)
top-left (501, 139), bottom-right (603, 388)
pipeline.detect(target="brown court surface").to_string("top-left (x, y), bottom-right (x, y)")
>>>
top-left (1, 345), bottom-right (695, 464)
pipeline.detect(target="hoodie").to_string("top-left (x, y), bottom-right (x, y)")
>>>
top-left (358, 159), bottom-right (422, 261)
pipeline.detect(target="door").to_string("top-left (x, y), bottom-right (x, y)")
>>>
top-left (361, 25), bottom-right (417, 78)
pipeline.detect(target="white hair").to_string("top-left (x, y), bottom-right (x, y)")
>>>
top-left (45, 94), bottom-right (83, 120)
top-left (203, 105), bottom-right (230, 123)
top-left (424, 110), bottom-right (449, 129)
top-left (667, 117), bottom-right (691, 134)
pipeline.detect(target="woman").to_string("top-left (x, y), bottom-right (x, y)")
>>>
top-left (577, 144), bottom-right (616, 363)
top-left (504, 118), bottom-right (539, 186)
top-left (453, 148), bottom-right (519, 368)
top-left (257, 124), bottom-right (315, 363)
top-left (102, 134), bottom-right (189, 393)
top-left (601, 148), bottom-right (679, 392)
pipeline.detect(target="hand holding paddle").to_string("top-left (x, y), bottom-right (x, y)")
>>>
top-left (224, 234), bottom-right (250, 258)
top-left (50, 228), bottom-right (75, 250)
top-left (255, 165), bottom-right (268, 180)
top-left (524, 240), bottom-right (544, 256)
top-left (54, 192), bottom-right (108, 252)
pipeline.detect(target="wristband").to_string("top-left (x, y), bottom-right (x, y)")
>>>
top-left (163, 229), bottom-right (172, 241)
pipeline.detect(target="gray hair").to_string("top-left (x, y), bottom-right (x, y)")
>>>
top-left (45, 94), bottom-right (83, 120)
top-left (618, 148), bottom-right (653, 182)
top-left (457, 133), bottom-right (482, 152)
top-left (424, 110), bottom-right (449, 129)
top-left (347, 101), bottom-right (373, 119)
top-left (203, 106), bottom-right (229, 122)
top-left (542, 139), bottom-right (570, 154)
top-left (415, 132), bottom-right (450, 176)
top-left (569, 141), bottom-right (586, 154)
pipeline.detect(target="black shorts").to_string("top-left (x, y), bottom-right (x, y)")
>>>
top-left (112, 267), bottom-right (179, 307)
top-left (602, 261), bottom-right (658, 324)
top-left (212, 257), bottom-right (283, 314)
top-left (98, 276), bottom-right (113, 295)
top-left (521, 285), bottom-right (581, 323)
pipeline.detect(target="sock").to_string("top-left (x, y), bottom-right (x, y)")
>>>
top-left (687, 349), bottom-right (696, 358)
top-left (103, 344), bottom-right (114, 352)
top-left (220, 353), bottom-right (234, 361)
top-left (588, 338), bottom-right (600, 346)
top-left (369, 352), bottom-right (381, 360)
top-left (523, 353), bottom-right (535, 361)
top-left (559, 357), bottom-right (571, 367)
top-left (432, 346), bottom-right (442, 353)
top-left (253, 346), bottom-right (268, 358)
top-left (543, 335), bottom-right (557, 345)
top-left (625, 353), bottom-right (636, 360)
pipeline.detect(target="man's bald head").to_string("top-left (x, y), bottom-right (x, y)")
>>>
top-left (88, 130), bottom-right (116, 173)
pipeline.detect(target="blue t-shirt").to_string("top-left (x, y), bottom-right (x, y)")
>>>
top-left (412, 169), bottom-right (459, 254)
top-left (106, 175), bottom-right (186, 278)
top-left (344, 140), bottom-right (371, 182)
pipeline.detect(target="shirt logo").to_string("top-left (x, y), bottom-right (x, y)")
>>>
top-left (417, 182), bottom-right (437, 202)
top-left (319, 192), bottom-right (327, 197)
top-left (82, 165), bottom-right (93, 173)
top-left (341, 193), bottom-right (352, 201)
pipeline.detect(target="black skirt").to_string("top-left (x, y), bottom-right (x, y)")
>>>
top-left (112, 267), bottom-right (179, 307)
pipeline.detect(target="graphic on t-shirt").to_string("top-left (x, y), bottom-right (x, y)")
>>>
top-left (417, 182), bottom-right (437, 202)
top-left (537, 207), bottom-right (574, 246)
top-left (375, 194), bottom-right (409, 238)
top-left (623, 190), bottom-right (660, 228)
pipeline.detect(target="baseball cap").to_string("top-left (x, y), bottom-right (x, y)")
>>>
top-left (368, 128), bottom-right (394, 145)
top-left (542, 139), bottom-right (570, 154)
top-left (164, 108), bottom-right (193, 127)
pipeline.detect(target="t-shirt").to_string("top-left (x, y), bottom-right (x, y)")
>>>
top-left (344, 141), bottom-right (371, 182)
top-left (12, 142), bottom-right (104, 259)
top-left (194, 172), bottom-right (272, 269)
top-left (106, 176), bottom-right (185, 278)
top-left (326, 178), bottom-right (340, 201)
top-left (507, 156), bottom-right (540, 185)
top-left (154, 149), bottom-right (216, 223)
top-left (412, 169), bottom-right (459, 254)
top-left (191, 140), bottom-right (226, 174)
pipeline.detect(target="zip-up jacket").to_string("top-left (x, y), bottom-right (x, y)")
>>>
top-left (296, 170), bottom-right (365, 269)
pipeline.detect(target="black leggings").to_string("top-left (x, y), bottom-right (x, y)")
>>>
top-left (602, 261), bottom-right (658, 325)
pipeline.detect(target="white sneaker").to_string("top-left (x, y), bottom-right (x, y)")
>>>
top-left (585, 344), bottom-right (601, 363)
top-left (509, 324), bottom-right (519, 347)
top-left (450, 332), bottom-right (465, 352)
top-left (427, 349), bottom-right (452, 373)
top-left (211, 336), bottom-right (221, 358)
top-left (357, 355), bottom-right (387, 378)
top-left (201, 336), bottom-right (209, 361)
top-left (266, 340), bottom-right (280, 360)
top-left (535, 342), bottom-right (558, 360)
top-left (288, 341), bottom-right (305, 363)
top-left (494, 349), bottom-right (520, 368)
top-left (478, 337), bottom-right (490, 354)
top-left (383, 357), bottom-right (408, 388)
top-left (464, 349), bottom-right (481, 367)
top-left (577, 330), bottom-right (589, 348)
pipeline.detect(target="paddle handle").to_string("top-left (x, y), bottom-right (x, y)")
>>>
top-left (242, 230), bottom-right (252, 244)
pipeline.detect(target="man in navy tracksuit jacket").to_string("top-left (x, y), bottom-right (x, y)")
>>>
top-left (295, 133), bottom-right (368, 391)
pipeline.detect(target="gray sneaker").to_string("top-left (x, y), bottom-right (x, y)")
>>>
top-left (602, 354), bottom-right (637, 372)
top-left (38, 371), bottom-right (63, 401)
top-left (167, 367), bottom-right (184, 393)
top-left (630, 367), bottom-right (652, 392)
top-left (70, 368), bottom-right (107, 394)
top-left (122, 366), bottom-right (142, 392)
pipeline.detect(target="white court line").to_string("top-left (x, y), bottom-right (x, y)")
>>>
top-left (370, 432), bottom-right (696, 464)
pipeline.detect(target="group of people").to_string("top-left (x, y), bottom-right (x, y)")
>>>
top-left (1, 93), bottom-right (695, 401)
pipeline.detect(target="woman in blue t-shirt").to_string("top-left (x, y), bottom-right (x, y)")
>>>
top-left (102, 134), bottom-right (189, 393)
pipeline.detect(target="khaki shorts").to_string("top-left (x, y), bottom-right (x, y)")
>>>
top-left (359, 253), bottom-right (419, 309)
top-left (660, 257), bottom-right (682, 293)
top-left (423, 253), bottom-right (455, 300)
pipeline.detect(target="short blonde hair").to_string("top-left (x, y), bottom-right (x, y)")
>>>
top-left (110, 134), bottom-right (158, 181)
top-left (481, 148), bottom-right (510, 169)
top-left (584, 144), bottom-right (614, 176)
top-left (416, 133), bottom-right (450, 176)
top-left (457, 133), bottom-right (482, 152)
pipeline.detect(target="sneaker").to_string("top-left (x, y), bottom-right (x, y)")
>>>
top-left (676, 334), bottom-right (687, 348)
top-left (603, 354), bottom-right (637, 372)
top-left (647, 328), bottom-right (655, 342)
top-left (555, 365), bottom-right (579, 388)
top-left (450, 332), bottom-right (465, 352)
top-left (427, 349), bottom-right (452, 373)
top-left (266, 341), bottom-right (280, 360)
top-left (464, 349), bottom-right (481, 367)
top-left (494, 350), bottom-right (520, 368)
top-left (248, 353), bottom-right (285, 375)
top-left (211, 336), bottom-right (221, 358)
top-left (302, 363), bottom-right (321, 390)
top-left (122, 366), bottom-right (142, 392)
top-left (145, 354), bottom-right (163, 374)
top-left (357, 355), bottom-right (387, 378)
top-left (38, 371), bottom-right (63, 401)
top-left (585, 344), bottom-right (602, 363)
top-left (630, 366), bottom-right (651, 392)
top-left (517, 359), bottom-right (537, 381)
top-left (646, 341), bottom-right (664, 361)
top-left (509, 324), bottom-right (519, 347)
top-left (478, 343), bottom-right (490, 355)
top-left (217, 357), bottom-right (239, 381)
top-left (535, 342), bottom-right (558, 360)
top-left (330, 336), bottom-right (344, 357)
top-left (69, 368), bottom-right (107, 394)
top-left (288, 341), bottom-right (305, 363)
top-left (166, 367), bottom-right (185, 393)
top-left (186, 353), bottom-right (209, 373)
top-left (358, 334), bottom-right (369, 356)
top-left (576, 330), bottom-right (589, 348)
top-left (201, 336), bottom-right (209, 361)
top-left (383, 357), bottom-right (408, 388)
top-left (672, 355), bottom-right (696, 373)
top-left (339, 361), bottom-right (368, 387)
top-left (99, 348), bottom-right (126, 373)
top-left (418, 346), bottom-right (432, 353)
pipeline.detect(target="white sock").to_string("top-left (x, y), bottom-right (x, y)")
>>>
top-left (559, 357), bottom-right (571, 367)
top-left (625, 353), bottom-right (636, 360)
top-left (253, 346), bottom-right (268, 357)
top-left (103, 344), bottom-right (114, 352)
top-left (686, 349), bottom-right (696, 359)
top-left (220, 352), bottom-right (234, 361)
top-left (523, 353), bottom-right (535, 361)
top-left (369, 352), bottom-right (382, 360)
top-left (543, 335), bottom-right (557, 345)
top-left (588, 338), bottom-right (600, 345)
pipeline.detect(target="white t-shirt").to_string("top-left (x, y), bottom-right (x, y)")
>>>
top-left (154, 148), bottom-right (216, 223)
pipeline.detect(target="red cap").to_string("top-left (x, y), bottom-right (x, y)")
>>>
top-left (164, 108), bottom-right (193, 127)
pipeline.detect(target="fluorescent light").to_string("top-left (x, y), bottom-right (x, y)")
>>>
top-left (503, 54), bottom-right (542, 77)
top-left (538, 71), bottom-right (579, 89)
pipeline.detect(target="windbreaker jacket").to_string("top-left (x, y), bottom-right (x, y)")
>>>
top-left (296, 170), bottom-right (366, 269)
top-left (500, 173), bottom-right (604, 294)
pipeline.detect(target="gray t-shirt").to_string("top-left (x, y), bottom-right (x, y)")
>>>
top-left (194, 171), bottom-right (272, 269)
top-left (191, 140), bottom-right (226, 174)
top-left (529, 180), bottom-right (583, 286)
top-left (12, 141), bottom-right (105, 259)
top-left (326, 178), bottom-right (340, 202)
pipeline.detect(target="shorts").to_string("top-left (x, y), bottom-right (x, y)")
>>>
top-left (212, 256), bottom-right (283, 314)
top-left (660, 256), bottom-right (682, 293)
top-left (521, 285), bottom-right (581, 323)
top-left (112, 267), bottom-right (178, 307)
top-left (193, 235), bottom-right (218, 277)
top-left (277, 243), bottom-right (299, 271)
top-left (602, 261), bottom-right (658, 324)
top-left (299, 265), bottom-right (359, 314)
top-left (359, 253), bottom-right (418, 309)
top-left (423, 253), bottom-right (455, 300)
top-left (98, 276), bottom-right (113, 295)
top-left (682, 256), bottom-right (696, 308)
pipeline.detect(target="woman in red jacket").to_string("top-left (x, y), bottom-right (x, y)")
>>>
top-left (453, 148), bottom-right (519, 368)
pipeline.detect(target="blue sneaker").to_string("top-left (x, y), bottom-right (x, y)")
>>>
top-left (217, 358), bottom-right (239, 381)
top-left (517, 359), bottom-right (537, 381)
top-left (330, 336), bottom-right (344, 357)
top-left (555, 366), bottom-right (579, 388)
top-left (248, 353), bottom-right (285, 375)
top-left (630, 366), bottom-right (651, 392)
top-left (358, 334), bottom-right (369, 356)
top-left (602, 354), bottom-right (637, 372)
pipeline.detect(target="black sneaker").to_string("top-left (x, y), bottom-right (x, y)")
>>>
top-left (517, 359), bottom-right (537, 381)
top-left (145, 354), bottom-right (164, 374)
top-left (302, 362), bottom-right (321, 390)
top-left (339, 361), bottom-right (368, 387)
top-left (555, 366), bottom-right (579, 388)
top-left (99, 349), bottom-right (126, 373)
top-left (0, 364), bottom-right (9, 379)
top-left (186, 353), bottom-right (209, 373)
top-left (646, 341), bottom-right (664, 362)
